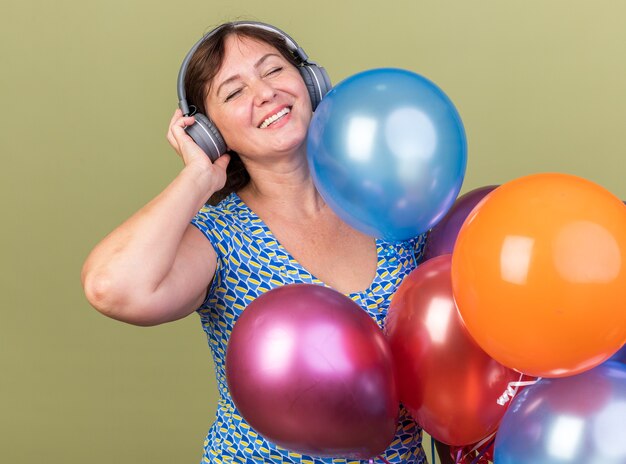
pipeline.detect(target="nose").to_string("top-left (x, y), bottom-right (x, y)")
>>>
top-left (252, 79), bottom-right (276, 106)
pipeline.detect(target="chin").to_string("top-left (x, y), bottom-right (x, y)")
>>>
top-left (271, 132), bottom-right (308, 155)
top-left (277, 134), bottom-right (309, 153)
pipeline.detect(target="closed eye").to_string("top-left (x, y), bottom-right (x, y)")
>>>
top-left (224, 88), bottom-right (242, 102)
top-left (265, 67), bottom-right (283, 77)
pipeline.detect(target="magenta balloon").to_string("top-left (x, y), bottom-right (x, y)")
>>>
top-left (225, 284), bottom-right (399, 459)
top-left (423, 185), bottom-right (498, 260)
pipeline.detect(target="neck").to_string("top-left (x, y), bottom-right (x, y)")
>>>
top-left (238, 148), bottom-right (326, 218)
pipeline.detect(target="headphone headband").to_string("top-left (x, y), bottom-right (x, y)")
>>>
top-left (177, 21), bottom-right (311, 116)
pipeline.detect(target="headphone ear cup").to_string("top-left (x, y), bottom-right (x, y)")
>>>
top-left (184, 113), bottom-right (227, 162)
top-left (299, 64), bottom-right (332, 110)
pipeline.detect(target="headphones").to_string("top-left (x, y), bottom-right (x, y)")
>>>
top-left (176, 21), bottom-right (332, 162)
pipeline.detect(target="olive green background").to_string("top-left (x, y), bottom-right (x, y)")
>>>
top-left (1, 1), bottom-right (625, 463)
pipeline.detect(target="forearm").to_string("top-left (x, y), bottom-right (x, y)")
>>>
top-left (81, 165), bottom-right (216, 317)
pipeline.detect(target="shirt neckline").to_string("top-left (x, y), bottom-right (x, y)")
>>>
top-left (227, 192), bottom-right (386, 298)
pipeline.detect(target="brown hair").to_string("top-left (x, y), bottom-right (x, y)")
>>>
top-left (184, 23), bottom-right (302, 205)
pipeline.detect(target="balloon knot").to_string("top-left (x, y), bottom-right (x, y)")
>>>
top-left (497, 376), bottom-right (540, 405)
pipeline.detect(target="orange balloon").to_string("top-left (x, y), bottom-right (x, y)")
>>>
top-left (451, 173), bottom-right (626, 378)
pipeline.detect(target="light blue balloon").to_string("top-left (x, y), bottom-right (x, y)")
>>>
top-left (494, 363), bottom-right (626, 464)
top-left (307, 68), bottom-right (467, 241)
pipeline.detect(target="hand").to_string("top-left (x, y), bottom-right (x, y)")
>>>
top-left (167, 109), bottom-right (213, 166)
top-left (166, 108), bottom-right (231, 192)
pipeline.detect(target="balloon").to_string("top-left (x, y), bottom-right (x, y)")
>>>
top-left (384, 255), bottom-right (519, 446)
top-left (423, 185), bottom-right (498, 260)
top-left (494, 362), bottom-right (626, 464)
top-left (451, 440), bottom-right (494, 464)
top-left (451, 173), bottom-right (626, 378)
top-left (610, 345), bottom-right (626, 364)
top-left (225, 284), bottom-right (398, 459)
top-left (307, 68), bottom-right (467, 241)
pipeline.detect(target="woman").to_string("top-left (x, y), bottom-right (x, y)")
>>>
top-left (82, 21), bottom-right (434, 463)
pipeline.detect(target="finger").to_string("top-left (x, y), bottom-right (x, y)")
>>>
top-left (167, 120), bottom-right (185, 151)
top-left (213, 153), bottom-right (231, 169)
top-left (175, 116), bottom-right (196, 134)
top-left (171, 122), bottom-right (204, 157)
top-left (167, 110), bottom-right (185, 138)
top-left (171, 119), bottom-right (195, 140)
top-left (169, 114), bottom-right (195, 133)
top-left (167, 110), bottom-right (185, 150)
top-left (168, 116), bottom-right (196, 148)
top-left (168, 109), bottom-right (194, 134)
top-left (168, 108), bottom-right (183, 128)
top-left (166, 130), bottom-right (179, 151)
top-left (170, 125), bottom-right (190, 151)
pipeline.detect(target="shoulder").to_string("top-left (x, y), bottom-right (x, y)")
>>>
top-left (193, 194), bottom-right (238, 224)
top-left (191, 193), bottom-right (249, 254)
top-left (192, 194), bottom-right (243, 233)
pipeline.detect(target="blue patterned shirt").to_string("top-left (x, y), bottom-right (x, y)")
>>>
top-left (191, 193), bottom-right (427, 464)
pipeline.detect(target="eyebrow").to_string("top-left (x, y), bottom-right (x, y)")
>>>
top-left (215, 53), bottom-right (282, 98)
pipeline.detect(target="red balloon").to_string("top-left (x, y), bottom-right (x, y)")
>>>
top-left (226, 284), bottom-right (398, 459)
top-left (385, 255), bottom-right (519, 446)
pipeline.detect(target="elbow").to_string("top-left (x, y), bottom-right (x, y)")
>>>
top-left (82, 270), bottom-right (128, 321)
top-left (82, 269), bottom-right (117, 315)
top-left (81, 269), bottom-right (162, 327)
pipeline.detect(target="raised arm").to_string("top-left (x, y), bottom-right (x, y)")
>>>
top-left (81, 110), bottom-right (230, 326)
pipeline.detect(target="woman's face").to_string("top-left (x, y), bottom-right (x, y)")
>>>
top-left (205, 34), bottom-right (313, 160)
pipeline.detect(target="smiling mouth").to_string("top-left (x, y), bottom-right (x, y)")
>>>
top-left (259, 107), bottom-right (291, 129)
